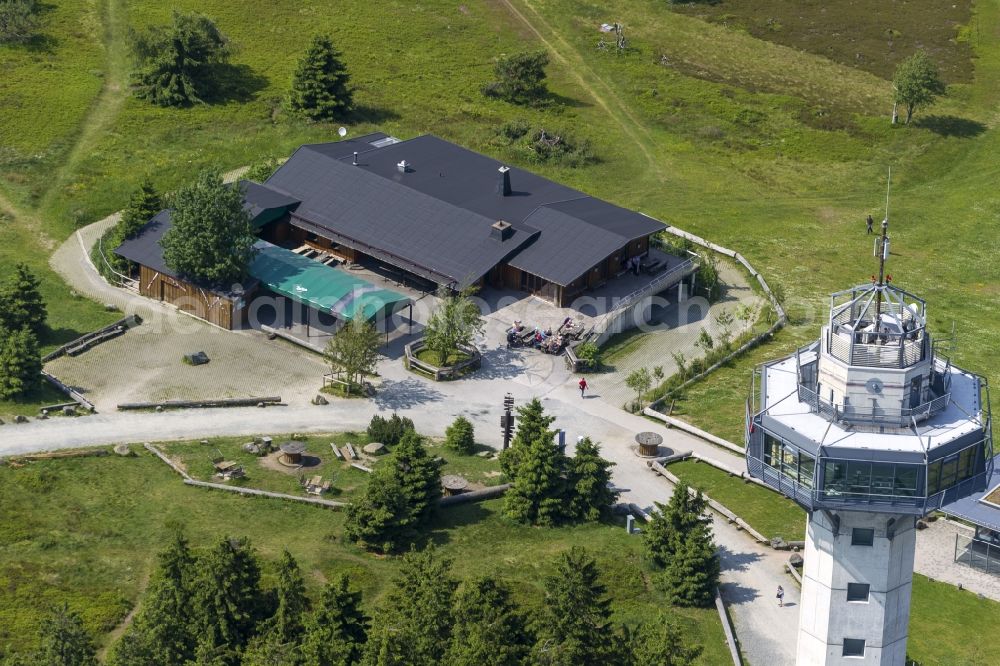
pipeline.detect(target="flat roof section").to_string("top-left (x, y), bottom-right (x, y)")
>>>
top-left (761, 353), bottom-right (985, 454)
top-left (248, 241), bottom-right (411, 321)
top-left (940, 456), bottom-right (1000, 532)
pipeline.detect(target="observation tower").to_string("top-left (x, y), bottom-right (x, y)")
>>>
top-left (745, 219), bottom-right (993, 664)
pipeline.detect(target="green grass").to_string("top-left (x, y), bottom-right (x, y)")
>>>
top-left (669, 458), bottom-right (806, 541)
top-left (908, 574), bottom-right (1000, 665)
top-left (415, 348), bottom-right (472, 367)
top-left (0, 451), bottom-right (730, 663)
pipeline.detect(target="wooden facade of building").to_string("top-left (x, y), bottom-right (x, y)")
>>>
top-left (138, 265), bottom-right (243, 330)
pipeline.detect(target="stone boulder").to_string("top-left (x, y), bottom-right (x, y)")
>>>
top-left (114, 444), bottom-right (133, 457)
top-left (788, 552), bottom-right (804, 568)
top-left (312, 394), bottom-right (329, 406)
top-left (363, 442), bottom-right (387, 456)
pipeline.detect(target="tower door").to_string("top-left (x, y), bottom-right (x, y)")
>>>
top-left (909, 377), bottom-right (922, 409)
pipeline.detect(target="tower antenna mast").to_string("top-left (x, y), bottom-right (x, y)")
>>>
top-left (875, 168), bottom-right (891, 316)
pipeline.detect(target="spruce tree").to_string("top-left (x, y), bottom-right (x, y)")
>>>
top-left (287, 34), bottom-right (353, 121)
top-left (660, 526), bottom-right (720, 608)
top-left (567, 437), bottom-right (618, 522)
top-left (498, 398), bottom-right (556, 479)
top-left (361, 547), bottom-right (456, 666)
top-left (0, 326), bottom-right (41, 400)
top-left (628, 614), bottom-right (701, 665)
top-left (0, 263), bottom-right (46, 337)
top-left (444, 575), bottom-right (531, 666)
top-left (444, 415), bottom-right (476, 455)
top-left (192, 537), bottom-right (265, 654)
top-left (502, 423), bottom-right (569, 526)
top-left (108, 532), bottom-right (198, 666)
top-left (642, 484), bottom-right (709, 568)
top-left (160, 170), bottom-right (258, 287)
top-left (266, 550), bottom-right (309, 644)
top-left (35, 604), bottom-right (98, 666)
top-left (300, 574), bottom-right (369, 666)
top-left (343, 469), bottom-right (410, 553)
top-left (240, 633), bottom-right (297, 666)
top-left (119, 180), bottom-right (163, 240)
top-left (530, 547), bottom-right (615, 666)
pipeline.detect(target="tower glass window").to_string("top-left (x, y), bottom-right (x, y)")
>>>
top-left (846, 583), bottom-right (870, 602)
top-left (851, 528), bottom-right (875, 546)
top-left (842, 639), bottom-right (866, 657)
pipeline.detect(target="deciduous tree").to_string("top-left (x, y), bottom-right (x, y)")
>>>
top-left (625, 367), bottom-right (652, 410)
top-left (893, 50), bottom-right (946, 124)
top-left (288, 35), bottom-right (353, 121)
top-left (422, 287), bottom-right (483, 365)
top-left (161, 170), bottom-right (257, 287)
top-left (324, 318), bottom-right (381, 395)
top-left (130, 11), bottom-right (231, 107)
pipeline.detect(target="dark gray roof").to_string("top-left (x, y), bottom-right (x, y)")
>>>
top-left (115, 210), bottom-right (172, 276)
top-left (940, 456), bottom-right (1000, 532)
top-left (266, 143), bottom-right (539, 287)
top-left (239, 180), bottom-right (300, 221)
top-left (265, 134), bottom-right (663, 287)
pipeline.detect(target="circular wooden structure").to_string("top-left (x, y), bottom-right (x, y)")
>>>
top-left (279, 441), bottom-right (307, 465)
top-left (635, 431), bottom-right (663, 458)
top-left (441, 474), bottom-right (469, 496)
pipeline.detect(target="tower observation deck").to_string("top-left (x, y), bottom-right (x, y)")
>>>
top-left (745, 218), bottom-right (993, 665)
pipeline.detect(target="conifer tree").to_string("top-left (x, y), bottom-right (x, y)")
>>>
top-left (107, 532), bottom-right (198, 666)
top-left (192, 537), bottom-right (265, 654)
top-left (498, 397), bottom-right (556, 479)
top-left (0, 263), bottom-right (46, 337)
top-left (444, 415), bottom-right (476, 455)
top-left (627, 614), bottom-right (702, 665)
top-left (300, 574), bottom-right (369, 666)
top-left (567, 437), bottom-right (618, 522)
top-left (0, 326), bottom-right (41, 400)
top-left (361, 547), bottom-right (456, 666)
top-left (287, 34), bottom-right (353, 121)
top-left (35, 604), bottom-right (98, 666)
top-left (502, 424), bottom-right (569, 526)
top-left (118, 180), bottom-right (163, 241)
top-left (661, 526), bottom-right (720, 608)
top-left (444, 575), bottom-right (531, 666)
top-left (240, 633), bottom-right (297, 666)
top-left (266, 550), bottom-right (309, 644)
top-left (642, 484), bottom-right (709, 568)
top-left (530, 547), bottom-right (615, 666)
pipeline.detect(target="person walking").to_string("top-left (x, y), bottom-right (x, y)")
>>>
top-left (777, 585), bottom-right (785, 607)
top-left (866, 214), bottom-right (874, 234)
top-left (578, 377), bottom-right (588, 398)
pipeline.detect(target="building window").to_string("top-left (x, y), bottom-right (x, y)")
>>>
top-left (842, 639), bottom-right (866, 658)
top-left (851, 528), bottom-right (875, 546)
top-left (846, 583), bottom-right (870, 602)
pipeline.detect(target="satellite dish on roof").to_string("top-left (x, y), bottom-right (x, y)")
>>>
top-left (338, 127), bottom-right (348, 138)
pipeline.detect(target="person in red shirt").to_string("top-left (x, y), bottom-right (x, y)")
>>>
top-left (578, 377), bottom-right (588, 397)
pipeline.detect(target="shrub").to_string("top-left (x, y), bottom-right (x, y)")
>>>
top-left (367, 412), bottom-right (415, 446)
top-left (482, 51), bottom-right (549, 105)
top-left (574, 342), bottom-right (601, 368)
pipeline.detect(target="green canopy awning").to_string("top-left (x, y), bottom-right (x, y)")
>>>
top-left (248, 241), bottom-right (411, 321)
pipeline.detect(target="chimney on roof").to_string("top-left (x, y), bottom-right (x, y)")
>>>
top-left (397, 160), bottom-right (411, 173)
top-left (497, 165), bottom-right (511, 196)
top-left (352, 151), bottom-right (358, 165)
top-left (491, 220), bottom-right (513, 242)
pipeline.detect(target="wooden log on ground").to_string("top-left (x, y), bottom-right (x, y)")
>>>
top-left (18, 449), bottom-right (109, 461)
top-left (331, 443), bottom-right (344, 460)
top-left (351, 463), bottom-right (372, 473)
top-left (118, 396), bottom-right (281, 411)
top-left (42, 315), bottom-right (142, 363)
top-left (40, 371), bottom-right (95, 412)
top-left (182, 479), bottom-right (346, 509)
top-left (345, 443), bottom-right (359, 460)
top-left (438, 483), bottom-right (512, 507)
top-left (144, 443), bottom-right (192, 480)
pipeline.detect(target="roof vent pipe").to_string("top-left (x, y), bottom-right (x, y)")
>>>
top-left (352, 152), bottom-right (358, 166)
top-left (498, 166), bottom-right (511, 196)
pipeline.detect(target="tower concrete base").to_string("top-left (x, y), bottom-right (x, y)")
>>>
top-left (796, 510), bottom-right (915, 665)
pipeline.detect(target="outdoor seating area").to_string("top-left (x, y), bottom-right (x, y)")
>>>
top-left (506, 316), bottom-right (588, 354)
top-left (303, 475), bottom-right (332, 495)
top-left (212, 458), bottom-right (245, 480)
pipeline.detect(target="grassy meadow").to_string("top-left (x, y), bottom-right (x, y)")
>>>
top-left (0, 447), bottom-right (731, 662)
